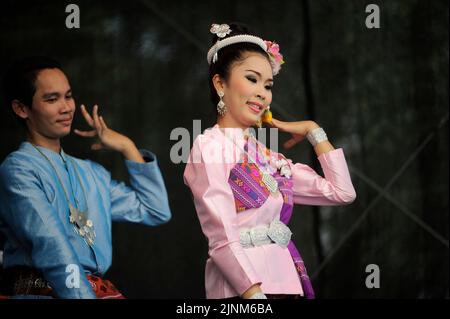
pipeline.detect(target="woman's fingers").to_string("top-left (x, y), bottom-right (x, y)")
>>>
top-left (271, 118), bottom-right (312, 149)
top-left (270, 118), bottom-right (289, 132)
top-left (80, 104), bottom-right (94, 127)
top-left (284, 138), bottom-right (299, 149)
top-left (74, 129), bottom-right (97, 137)
top-left (283, 135), bottom-right (304, 149)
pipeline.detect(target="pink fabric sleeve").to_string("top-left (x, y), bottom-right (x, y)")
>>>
top-left (183, 135), bottom-right (262, 295)
top-left (289, 148), bottom-right (357, 206)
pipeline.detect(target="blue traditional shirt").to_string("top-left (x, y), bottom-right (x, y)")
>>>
top-left (0, 142), bottom-right (171, 298)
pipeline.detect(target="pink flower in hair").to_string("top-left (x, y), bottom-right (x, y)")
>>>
top-left (264, 40), bottom-right (285, 75)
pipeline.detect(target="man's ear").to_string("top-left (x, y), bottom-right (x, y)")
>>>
top-left (212, 74), bottom-right (226, 93)
top-left (12, 100), bottom-right (29, 119)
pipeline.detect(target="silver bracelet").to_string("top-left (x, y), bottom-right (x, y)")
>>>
top-left (306, 127), bottom-right (328, 146)
top-left (249, 292), bottom-right (268, 299)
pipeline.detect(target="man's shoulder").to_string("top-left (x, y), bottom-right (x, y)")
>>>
top-left (0, 149), bottom-right (41, 185)
top-left (1, 144), bottom-right (38, 169)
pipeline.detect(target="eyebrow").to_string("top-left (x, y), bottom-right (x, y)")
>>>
top-left (42, 89), bottom-right (72, 99)
top-left (245, 69), bottom-right (273, 82)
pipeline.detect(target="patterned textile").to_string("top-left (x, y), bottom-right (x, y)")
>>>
top-left (228, 161), bottom-right (270, 212)
top-left (87, 275), bottom-right (125, 299)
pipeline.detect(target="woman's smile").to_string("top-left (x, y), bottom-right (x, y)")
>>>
top-left (246, 101), bottom-right (265, 114)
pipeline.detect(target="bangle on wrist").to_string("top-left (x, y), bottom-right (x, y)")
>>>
top-left (306, 127), bottom-right (328, 146)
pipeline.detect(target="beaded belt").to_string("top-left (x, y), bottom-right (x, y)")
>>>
top-left (0, 266), bottom-right (54, 297)
top-left (0, 266), bottom-right (124, 298)
top-left (239, 220), bottom-right (292, 248)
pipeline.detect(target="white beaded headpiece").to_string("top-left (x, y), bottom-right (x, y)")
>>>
top-left (207, 23), bottom-right (284, 75)
top-left (207, 34), bottom-right (267, 65)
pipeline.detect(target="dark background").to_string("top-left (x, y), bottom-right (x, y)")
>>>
top-left (0, 0), bottom-right (448, 298)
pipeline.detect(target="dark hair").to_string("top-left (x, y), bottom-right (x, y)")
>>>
top-left (2, 56), bottom-right (63, 125)
top-left (208, 23), bottom-right (270, 108)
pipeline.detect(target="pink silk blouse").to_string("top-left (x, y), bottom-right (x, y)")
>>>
top-left (183, 125), bottom-right (356, 298)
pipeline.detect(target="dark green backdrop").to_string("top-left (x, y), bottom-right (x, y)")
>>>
top-left (0, 0), bottom-right (448, 298)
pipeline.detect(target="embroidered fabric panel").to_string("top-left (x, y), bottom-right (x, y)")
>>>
top-left (228, 161), bottom-right (270, 212)
top-left (228, 138), bottom-right (294, 212)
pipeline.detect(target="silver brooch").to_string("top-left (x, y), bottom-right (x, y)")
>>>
top-left (210, 23), bottom-right (231, 38)
top-left (275, 158), bottom-right (292, 179)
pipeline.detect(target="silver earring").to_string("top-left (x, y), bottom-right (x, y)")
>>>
top-left (217, 91), bottom-right (227, 116)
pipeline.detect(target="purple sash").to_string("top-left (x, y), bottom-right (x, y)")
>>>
top-left (274, 171), bottom-right (315, 299)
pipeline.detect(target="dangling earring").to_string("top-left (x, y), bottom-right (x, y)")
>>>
top-left (255, 118), bottom-right (262, 128)
top-left (217, 91), bottom-right (227, 116)
top-left (256, 105), bottom-right (272, 128)
top-left (262, 105), bottom-right (272, 123)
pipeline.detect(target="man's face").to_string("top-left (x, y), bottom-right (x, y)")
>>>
top-left (25, 68), bottom-right (75, 139)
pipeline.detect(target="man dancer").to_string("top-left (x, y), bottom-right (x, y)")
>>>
top-left (0, 57), bottom-right (171, 298)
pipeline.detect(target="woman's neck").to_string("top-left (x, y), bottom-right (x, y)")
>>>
top-left (217, 117), bottom-right (249, 131)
